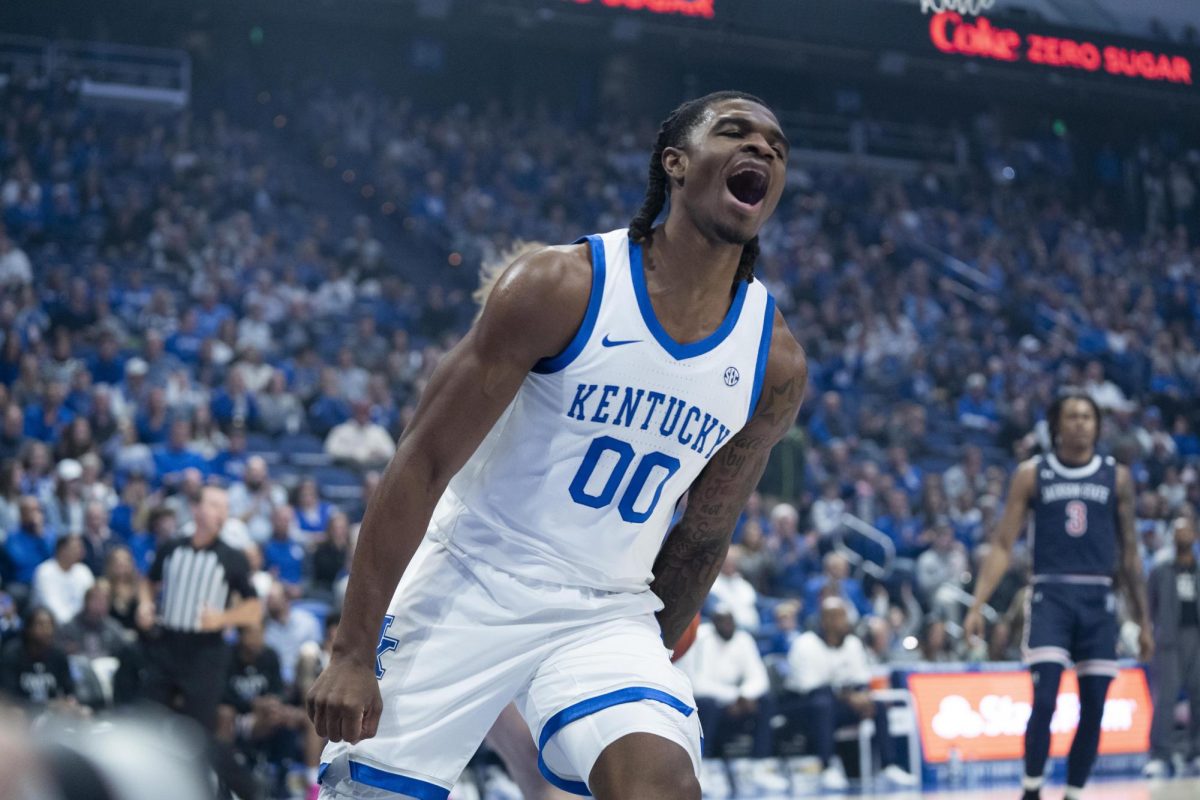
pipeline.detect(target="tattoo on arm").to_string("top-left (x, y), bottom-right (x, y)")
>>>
top-left (651, 371), bottom-right (806, 646)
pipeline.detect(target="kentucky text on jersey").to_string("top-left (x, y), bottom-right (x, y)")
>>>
top-left (566, 383), bottom-right (731, 459)
top-left (1039, 482), bottom-right (1112, 504)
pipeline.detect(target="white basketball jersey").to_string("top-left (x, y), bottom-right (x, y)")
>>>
top-left (428, 229), bottom-right (776, 594)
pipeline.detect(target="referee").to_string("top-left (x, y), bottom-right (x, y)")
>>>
top-left (142, 485), bottom-right (261, 730)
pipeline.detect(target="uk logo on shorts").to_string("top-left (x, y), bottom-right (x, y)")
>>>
top-left (723, 367), bottom-right (740, 386)
top-left (376, 615), bottom-right (400, 679)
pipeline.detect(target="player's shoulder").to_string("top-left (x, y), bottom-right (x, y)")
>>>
top-left (490, 242), bottom-right (592, 306)
top-left (754, 303), bottom-right (807, 411)
top-left (1011, 456), bottom-right (1041, 492)
top-left (475, 242), bottom-right (592, 337)
top-left (1016, 455), bottom-right (1041, 473)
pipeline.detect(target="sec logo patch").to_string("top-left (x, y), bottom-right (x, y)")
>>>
top-left (724, 367), bottom-right (740, 386)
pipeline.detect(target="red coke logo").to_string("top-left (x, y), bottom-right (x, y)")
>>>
top-left (930, 11), bottom-right (1021, 62)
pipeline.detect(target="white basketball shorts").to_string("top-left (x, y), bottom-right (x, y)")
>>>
top-left (318, 540), bottom-right (702, 799)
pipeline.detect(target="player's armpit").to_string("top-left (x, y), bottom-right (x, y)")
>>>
top-left (651, 314), bottom-right (806, 646)
top-left (332, 244), bottom-right (591, 663)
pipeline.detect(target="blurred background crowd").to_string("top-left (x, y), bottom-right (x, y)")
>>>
top-left (1, 0), bottom-right (1199, 797)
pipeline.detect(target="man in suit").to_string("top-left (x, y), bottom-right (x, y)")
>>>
top-left (1145, 516), bottom-right (1200, 777)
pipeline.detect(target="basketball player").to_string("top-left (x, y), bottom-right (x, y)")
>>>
top-left (307, 91), bottom-right (806, 800)
top-left (964, 393), bottom-right (1153, 800)
top-left (474, 247), bottom-right (701, 800)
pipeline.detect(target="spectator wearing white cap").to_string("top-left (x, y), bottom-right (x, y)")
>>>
top-left (112, 357), bottom-right (150, 421)
top-left (44, 458), bottom-right (84, 535)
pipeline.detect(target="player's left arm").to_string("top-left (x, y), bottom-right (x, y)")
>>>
top-left (1115, 464), bottom-right (1153, 661)
top-left (651, 312), bottom-right (807, 648)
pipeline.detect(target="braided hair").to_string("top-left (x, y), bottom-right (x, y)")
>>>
top-left (628, 90), bottom-right (770, 284)
top-left (1047, 390), bottom-right (1103, 449)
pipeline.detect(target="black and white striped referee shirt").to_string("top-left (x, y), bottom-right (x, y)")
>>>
top-left (149, 538), bottom-right (256, 633)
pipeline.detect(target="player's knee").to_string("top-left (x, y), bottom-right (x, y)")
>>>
top-left (590, 734), bottom-right (699, 800)
top-left (1029, 663), bottom-right (1063, 711)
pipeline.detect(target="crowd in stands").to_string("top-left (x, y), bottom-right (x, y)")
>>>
top-left (0, 72), bottom-right (1198, 796)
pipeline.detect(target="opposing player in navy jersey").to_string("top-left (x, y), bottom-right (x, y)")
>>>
top-left (965, 393), bottom-right (1152, 800)
top-left (307, 91), bottom-right (807, 800)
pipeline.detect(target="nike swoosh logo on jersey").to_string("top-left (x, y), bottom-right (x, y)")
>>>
top-left (601, 335), bottom-right (642, 347)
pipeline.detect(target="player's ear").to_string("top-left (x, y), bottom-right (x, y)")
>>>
top-left (662, 146), bottom-right (688, 188)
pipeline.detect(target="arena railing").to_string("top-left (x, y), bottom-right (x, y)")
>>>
top-left (47, 39), bottom-right (190, 109)
top-left (834, 511), bottom-right (897, 582)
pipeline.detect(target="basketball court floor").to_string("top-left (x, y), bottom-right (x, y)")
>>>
top-left (873, 780), bottom-right (1200, 799)
top-left (747, 780), bottom-right (1200, 799)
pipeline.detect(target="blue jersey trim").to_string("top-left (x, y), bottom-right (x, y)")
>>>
top-left (747, 292), bottom-right (776, 423)
top-left (532, 235), bottom-right (607, 374)
top-left (629, 240), bottom-right (748, 361)
top-left (329, 761), bottom-right (450, 799)
top-left (537, 686), bottom-right (694, 796)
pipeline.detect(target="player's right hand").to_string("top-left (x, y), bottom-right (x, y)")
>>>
top-left (306, 657), bottom-right (383, 744)
top-left (962, 606), bottom-right (986, 645)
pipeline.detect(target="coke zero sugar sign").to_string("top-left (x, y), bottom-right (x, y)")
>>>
top-left (928, 11), bottom-right (1194, 85)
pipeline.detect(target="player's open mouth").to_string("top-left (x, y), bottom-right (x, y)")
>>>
top-left (726, 167), bottom-right (768, 209)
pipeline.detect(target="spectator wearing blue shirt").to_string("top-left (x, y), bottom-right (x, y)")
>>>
top-left (4, 497), bottom-right (54, 588)
top-left (141, 329), bottom-right (183, 387)
top-left (126, 506), bottom-right (178, 576)
top-left (193, 286), bottom-right (234, 339)
top-left (88, 333), bottom-right (126, 386)
top-left (63, 368), bottom-right (94, 418)
top-left (108, 474), bottom-right (149, 540)
top-left (808, 391), bottom-right (854, 447)
top-left (263, 505), bottom-right (305, 589)
top-left (24, 382), bottom-right (74, 443)
top-left (874, 489), bottom-right (927, 560)
top-left (886, 446), bottom-right (923, 499)
top-left (166, 309), bottom-right (204, 364)
top-left (306, 369), bottom-right (351, 438)
top-left (152, 419), bottom-right (209, 488)
top-left (1173, 417), bottom-right (1200, 461)
top-left (956, 373), bottom-right (1000, 434)
top-left (804, 552), bottom-right (872, 623)
top-left (135, 385), bottom-right (171, 445)
top-left (209, 425), bottom-right (250, 484)
top-left (291, 478), bottom-right (334, 541)
top-left (761, 599), bottom-right (804, 658)
top-left (209, 367), bottom-right (258, 431)
top-left (768, 505), bottom-right (821, 597)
